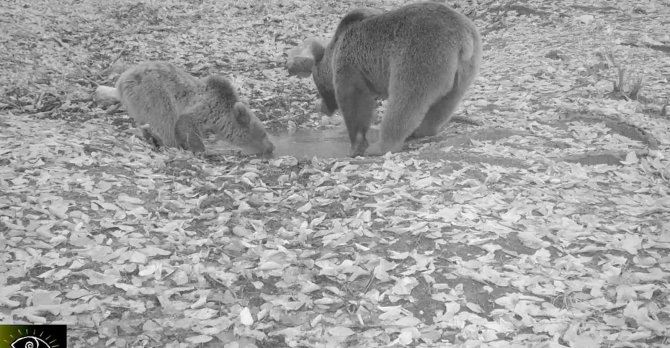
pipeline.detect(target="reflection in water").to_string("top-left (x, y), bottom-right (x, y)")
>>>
top-left (270, 126), bottom-right (354, 158)
top-left (208, 125), bottom-right (521, 159)
top-left (204, 126), bottom-right (359, 158)
top-left (208, 126), bottom-right (511, 159)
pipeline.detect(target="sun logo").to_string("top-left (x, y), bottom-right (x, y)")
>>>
top-left (5, 329), bottom-right (61, 348)
top-left (11, 336), bottom-right (52, 348)
top-left (1, 325), bottom-right (65, 348)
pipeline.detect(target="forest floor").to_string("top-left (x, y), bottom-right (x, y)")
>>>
top-left (1, 0), bottom-right (670, 347)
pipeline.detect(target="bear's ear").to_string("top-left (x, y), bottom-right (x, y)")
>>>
top-left (233, 102), bottom-right (252, 126)
top-left (286, 38), bottom-right (326, 77)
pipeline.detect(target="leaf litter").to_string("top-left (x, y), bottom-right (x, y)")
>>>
top-left (1, 0), bottom-right (670, 347)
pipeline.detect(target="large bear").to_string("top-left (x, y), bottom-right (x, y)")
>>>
top-left (288, 2), bottom-right (482, 156)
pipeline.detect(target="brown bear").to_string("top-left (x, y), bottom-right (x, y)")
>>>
top-left (287, 2), bottom-right (482, 156)
top-left (96, 62), bottom-right (274, 155)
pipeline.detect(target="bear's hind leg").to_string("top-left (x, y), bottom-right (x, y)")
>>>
top-left (335, 75), bottom-right (377, 157)
top-left (365, 88), bottom-right (440, 156)
top-left (410, 86), bottom-right (467, 138)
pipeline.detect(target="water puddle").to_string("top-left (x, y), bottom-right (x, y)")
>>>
top-left (210, 126), bottom-right (524, 159)
top-left (268, 127), bottom-right (523, 159)
top-left (205, 126), bottom-right (356, 158)
top-left (270, 126), bottom-right (366, 159)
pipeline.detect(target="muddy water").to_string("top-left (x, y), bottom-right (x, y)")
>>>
top-left (270, 127), bottom-right (376, 159)
top-left (209, 125), bottom-right (526, 159)
top-left (267, 127), bottom-right (523, 159)
top-left (205, 126), bottom-right (356, 158)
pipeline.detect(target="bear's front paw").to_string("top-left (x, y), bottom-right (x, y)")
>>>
top-left (349, 133), bottom-right (369, 157)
